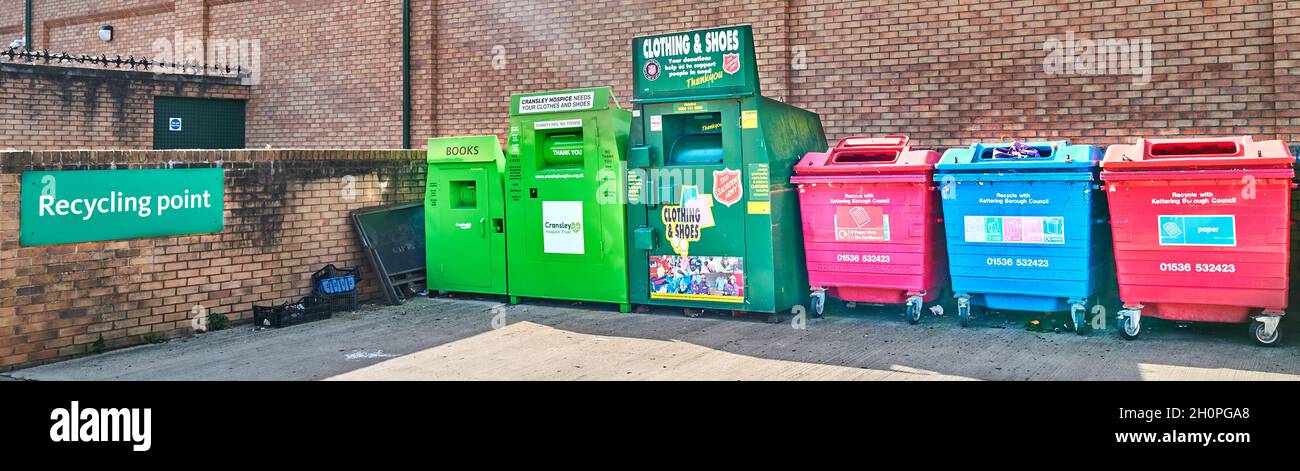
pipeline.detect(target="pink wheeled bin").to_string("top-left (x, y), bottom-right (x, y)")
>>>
top-left (792, 135), bottom-right (948, 323)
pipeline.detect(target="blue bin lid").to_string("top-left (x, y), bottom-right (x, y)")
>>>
top-left (936, 141), bottom-right (1101, 172)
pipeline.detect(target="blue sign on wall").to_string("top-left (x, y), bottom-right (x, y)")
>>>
top-left (169, 117), bottom-right (183, 132)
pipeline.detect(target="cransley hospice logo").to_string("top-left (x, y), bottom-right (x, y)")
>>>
top-left (546, 221), bottom-right (582, 234)
top-left (49, 401), bottom-right (152, 452)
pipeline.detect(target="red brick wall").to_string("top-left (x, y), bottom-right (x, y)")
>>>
top-left (429, 0), bottom-right (1298, 149)
top-left (207, 0), bottom-right (404, 148)
top-left (0, 64), bottom-right (249, 150)
top-left (0, 149), bottom-right (425, 371)
top-left (5, 0), bottom-right (403, 149)
top-left (1276, 0), bottom-right (1299, 141)
top-left (790, 0), bottom-right (1290, 147)
top-left (6, 1), bottom-right (1296, 150)
top-left (424, 0), bottom-right (799, 145)
top-left (0, 3), bottom-right (21, 40)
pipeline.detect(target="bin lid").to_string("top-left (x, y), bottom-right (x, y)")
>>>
top-left (793, 135), bottom-right (940, 176)
top-left (936, 141), bottom-right (1100, 172)
top-left (427, 136), bottom-right (505, 167)
top-left (1101, 136), bottom-right (1295, 171)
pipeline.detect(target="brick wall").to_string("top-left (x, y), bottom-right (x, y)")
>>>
top-left (207, 0), bottom-right (404, 148)
top-left (429, 0), bottom-right (1299, 149)
top-left (1276, 0), bottom-right (1299, 142)
top-left (424, 0), bottom-right (799, 144)
top-left (4, 1), bottom-right (1297, 150)
top-left (2, 0), bottom-right (403, 149)
top-left (0, 3), bottom-right (20, 41)
top-left (0, 63), bottom-right (249, 150)
top-left (0, 149), bottom-right (425, 370)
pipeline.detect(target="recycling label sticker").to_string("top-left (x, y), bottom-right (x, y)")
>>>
top-left (964, 216), bottom-right (1065, 244)
top-left (835, 206), bottom-right (890, 242)
top-left (1158, 215), bottom-right (1236, 246)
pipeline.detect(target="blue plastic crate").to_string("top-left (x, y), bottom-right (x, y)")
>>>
top-left (311, 264), bottom-right (361, 311)
top-left (318, 275), bottom-right (356, 294)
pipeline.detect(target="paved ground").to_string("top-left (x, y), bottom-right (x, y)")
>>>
top-left (6, 295), bottom-right (1299, 381)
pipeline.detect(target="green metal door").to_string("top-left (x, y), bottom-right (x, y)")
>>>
top-left (510, 114), bottom-right (614, 297)
top-left (433, 167), bottom-right (495, 290)
top-left (634, 99), bottom-right (748, 306)
top-left (153, 96), bottom-right (246, 149)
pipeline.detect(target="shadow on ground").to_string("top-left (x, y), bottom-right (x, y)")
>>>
top-left (7, 295), bottom-right (1298, 381)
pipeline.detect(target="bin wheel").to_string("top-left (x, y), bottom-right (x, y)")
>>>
top-left (957, 300), bottom-right (971, 328)
top-left (1071, 304), bottom-right (1090, 336)
top-left (810, 292), bottom-right (826, 319)
top-left (1118, 310), bottom-right (1141, 340)
top-left (768, 313), bottom-right (783, 324)
top-left (683, 309), bottom-right (704, 319)
top-left (906, 296), bottom-right (924, 325)
top-left (845, 301), bottom-right (858, 309)
top-left (1251, 321), bottom-right (1281, 347)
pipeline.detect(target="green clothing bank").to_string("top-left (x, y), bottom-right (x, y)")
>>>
top-left (627, 25), bottom-right (825, 316)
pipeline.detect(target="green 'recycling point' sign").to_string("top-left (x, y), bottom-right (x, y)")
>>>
top-left (20, 168), bottom-right (225, 246)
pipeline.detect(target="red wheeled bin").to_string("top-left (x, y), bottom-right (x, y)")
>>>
top-left (792, 135), bottom-right (946, 323)
top-left (1101, 136), bottom-right (1296, 345)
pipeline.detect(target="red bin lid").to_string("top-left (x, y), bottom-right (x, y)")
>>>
top-left (1102, 136), bottom-right (1295, 171)
top-left (794, 135), bottom-right (941, 176)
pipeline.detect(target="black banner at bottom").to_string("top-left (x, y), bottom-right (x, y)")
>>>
top-left (1, 381), bottom-right (1293, 460)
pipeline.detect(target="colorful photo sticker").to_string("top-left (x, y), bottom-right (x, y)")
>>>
top-left (650, 255), bottom-right (744, 303)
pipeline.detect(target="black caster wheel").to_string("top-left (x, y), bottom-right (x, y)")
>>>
top-left (1071, 304), bottom-right (1091, 336)
top-left (906, 297), bottom-right (923, 325)
top-left (1251, 320), bottom-right (1281, 347)
top-left (810, 293), bottom-right (826, 319)
top-left (1117, 311), bottom-right (1141, 340)
top-left (957, 300), bottom-right (971, 328)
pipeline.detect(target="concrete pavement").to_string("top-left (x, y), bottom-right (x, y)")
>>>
top-left (6, 296), bottom-right (1299, 381)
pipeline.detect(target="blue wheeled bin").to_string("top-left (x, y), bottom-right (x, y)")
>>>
top-left (936, 141), bottom-right (1108, 333)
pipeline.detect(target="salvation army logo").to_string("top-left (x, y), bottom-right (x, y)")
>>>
top-left (712, 168), bottom-right (743, 207)
top-left (722, 53), bottom-right (740, 75)
top-left (643, 59), bottom-right (661, 81)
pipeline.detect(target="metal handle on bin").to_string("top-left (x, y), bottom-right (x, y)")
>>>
top-left (480, 218), bottom-right (487, 238)
top-left (603, 86), bottom-right (623, 110)
top-left (828, 135), bottom-right (909, 164)
top-left (835, 134), bottom-right (909, 151)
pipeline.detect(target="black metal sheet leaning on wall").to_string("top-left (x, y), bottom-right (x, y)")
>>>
top-left (352, 202), bottom-right (427, 305)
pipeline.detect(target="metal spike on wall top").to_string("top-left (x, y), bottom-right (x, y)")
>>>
top-left (1, 46), bottom-right (248, 78)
